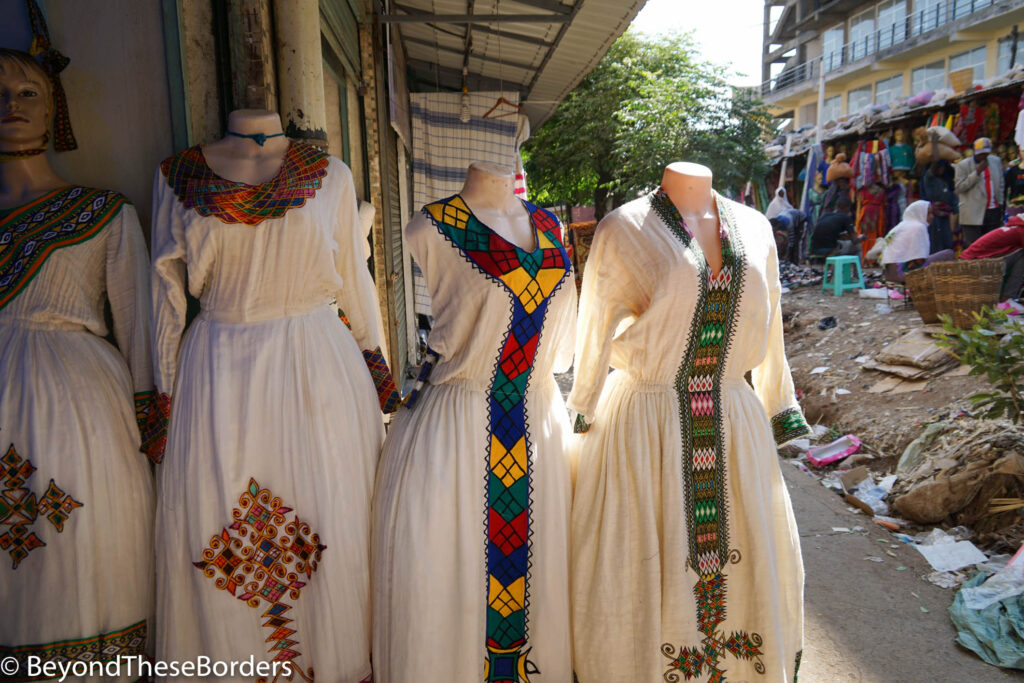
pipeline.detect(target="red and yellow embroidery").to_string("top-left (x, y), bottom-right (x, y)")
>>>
top-left (160, 142), bottom-right (329, 226)
top-left (362, 347), bottom-right (401, 413)
top-left (0, 443), bottom-right (82, 569)
top-left (137, 392), bottom-right (171, 465)
top-left (0, 186), bottom-right (127, 311)
top-left (194, 478), bottom-right (325, 681)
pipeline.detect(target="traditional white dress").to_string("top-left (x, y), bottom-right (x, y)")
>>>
top-left (0, 187), bottom-right (154, 679)
top-left (373, 195), bottom-right (577, 682)
top-left (568, 190), bottom-right (810, 683)
top-left (151, 143), bottom-right (397, 683)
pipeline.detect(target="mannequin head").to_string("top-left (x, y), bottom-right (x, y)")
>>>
top-left (894, 129), bottom-right (905, 144)
top-left (0, 49), bottom-right (53, 151)
top-left (814, 171), bottom-right (824, 190)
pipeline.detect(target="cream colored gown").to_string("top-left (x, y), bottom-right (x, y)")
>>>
top-left (151, 143), bottom-right (395, 683)
top-left (0, 187), bottom-right (154, 681)
top-left (373, 195), bottom-right (577, 682)
top-left (568, 190), bottom-right (810, 683)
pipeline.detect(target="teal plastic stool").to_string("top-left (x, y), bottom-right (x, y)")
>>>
top-left (821, 255), bottom-right (865, 296)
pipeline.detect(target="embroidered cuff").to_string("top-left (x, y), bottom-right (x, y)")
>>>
top-left (138, 392), bottom-right (171, 464)
top-left (403, 348), bottom-right (439, 411)
top-left (573, 412), bottom-right (591, 434)
top-left (338, 307), bottom-right (352, 330)
top-left (362, 347), bottom-right (401, 414)
top-left (771, 407), bottom-right (811, 446)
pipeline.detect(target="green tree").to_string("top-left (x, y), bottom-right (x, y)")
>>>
top-left (524, 30), bottom-right (772, 220)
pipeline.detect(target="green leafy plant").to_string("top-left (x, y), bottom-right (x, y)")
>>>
top-left (934, 306), bottom-right (1024, 422)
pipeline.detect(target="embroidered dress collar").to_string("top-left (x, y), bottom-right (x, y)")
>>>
top-left (0, 185), bottom-right (127, 311)
top-left (650, 187), bottom-right (736, 281)
top-left (160, 141), bottom-right (329, 226)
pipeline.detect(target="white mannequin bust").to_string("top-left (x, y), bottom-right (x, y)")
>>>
top-left (660, 162), bottom-right (722, 275)
top-left (202, 109), bottom-right (290, 185)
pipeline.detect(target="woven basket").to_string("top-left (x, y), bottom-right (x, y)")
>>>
top-left (930, 259), bottom-right (1005, 328)
top-left (950, 68), bottom-right (974, 93)
top-left (904, 267), bottom-right (938, 324)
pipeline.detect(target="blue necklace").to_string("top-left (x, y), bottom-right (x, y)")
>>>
top-left (226, 130), bottom-right (285, 147)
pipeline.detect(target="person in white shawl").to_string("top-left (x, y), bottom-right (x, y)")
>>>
top-left (765, 186), bottom-right (793, 219)
top-left (869, 200), bottom-right (932, 268)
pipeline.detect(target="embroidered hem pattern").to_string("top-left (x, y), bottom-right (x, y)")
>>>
top-left (770, 408), bottom-right (811, 447)
top-left (194, 478), bottom-right (325, 682)
top-left (362, 347), bottom-right (402, 414)
top-left (650, 191), bottom-right (766, 681)
top-left (0, 619), bottom-right (147, 682)
top-left (0, 186), bottom-right (127, 311)
top-left (423, 195), bottom-right (570, 682)
top-left (160, 142), bottom-right (329, 225)
top-left (139, 393), bottom-right (171, 464)
top-left (0, 443), bottom-right (82, 569)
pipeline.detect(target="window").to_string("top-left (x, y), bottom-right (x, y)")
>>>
top-left (821, 95), bottom-right (841, 122)
top-left (823, 24), bottom-right (844, 72)
top-left (949, 46), bottom-right (987, 85)
top-left (877, 0), bottom-right (906, 50)
top-left (848, 85), bottom-right (873, 114)
top-left (998, 38), bottom-right (1024, 74)
top-left (875, 74), bottom-right (904, 105)
top-left (913, 0), bottom-right (944, 34)
top-left (911, 60), bottom-right (945, 93)
top-left (953, 0), bottom-right (992, 21)
top-left (849, 9), bottom-right (876, 61)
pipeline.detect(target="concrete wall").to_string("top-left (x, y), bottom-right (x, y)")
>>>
top-left (0, 0), bottom-right (175, 239)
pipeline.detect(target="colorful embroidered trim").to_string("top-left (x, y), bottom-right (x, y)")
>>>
top-left (573, 413), bottom-right (590, 434)
top-left (794, 649), bottom-right (803, 682)
top-left (362, 346), bottom-right (401, 414)
top-left (771, 407), bottom-right (811, 447)
top-left (0, 443), bottom-right (82, 569)
top-left (423, 195), bottom-right (569, 682)
top-left (194, 478), bottom-right (325, 682)
top-left (0, 148), bottom-right (46, 163)
top-left (0, 619), bottom-right (147, 681)
top-left (0, 186), bottom-right (126, 311)
top-left (160, 142), bottom-right (329, 225)
top-left (27, 0), bottom-right (77, 151)
top-left (651, 190), bottom-right (766, 680)
top-left (138, 392), bottom-right (171, 465)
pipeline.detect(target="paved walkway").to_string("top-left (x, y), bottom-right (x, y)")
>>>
top-left (782, 461), bottom-right (1019, 682)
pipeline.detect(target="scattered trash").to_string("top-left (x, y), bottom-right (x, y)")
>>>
top-left (810, 424), bottom-right (831, 439)
top-left (831, 527), bottom-right (852, 533)
top-left (858, 288), bottom-right (890, 299)
top-left (854, 355), bottom-right (871, 364)
top-left (864, 556), bottom-right (885, 563)
top-left (873, 515), bottom-right (905, 531)
top-left (846, 474), bottom-right (897, 516)
top-left (874, 303), bottom-right (894, 314)
top-left (920, 605), bottom-right (930, 613)
top-left (925, 571), bottom-right (966, 589)
top-left (806, 434), bottom-right (861, 467)
top-left (817, 316), bottom-right (837, 330)
top-left (835, 388), bottom-right (851, 395)
top-left (809, 366), bottom-right (829, 375)
top-left (914, 538), bottom-right (987, 572)
top-left (950, 557), bottom-right (1024, 670)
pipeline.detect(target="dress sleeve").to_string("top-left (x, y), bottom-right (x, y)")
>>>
top-left (148, 170), bottom-right (186, 463)
top-left (104, 203), bottom-right (157, 456)
top-left (566, 220), bottom-right (635, 428)
top-left (333, 162), bottom-right (401, 414)
top-left (751, 228), bottom-right (812, 446)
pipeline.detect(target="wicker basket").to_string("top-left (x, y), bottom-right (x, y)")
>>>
top-left (950, 68), bottom-right (974, 93)
top-left (929, 259), bottom-right (1005, 328)
top-left (904, 267), bottom-right (938, 324)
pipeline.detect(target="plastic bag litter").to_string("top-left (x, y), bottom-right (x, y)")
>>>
top-left (950, 570), bottom-right (1024, 670)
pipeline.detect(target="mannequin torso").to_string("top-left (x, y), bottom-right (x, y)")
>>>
top-left (660, 161), bottom-right (723, 276)
top-left (460, 161), bottom-right (535, 250)
top-left (201, 109), bottom-right (290, 186)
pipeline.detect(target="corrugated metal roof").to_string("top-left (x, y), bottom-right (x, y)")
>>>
top-left (384, 0), bottom-right (647, 126)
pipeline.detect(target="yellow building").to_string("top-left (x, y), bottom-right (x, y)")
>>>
top-left (762, 0), bottom-right (1024, 129)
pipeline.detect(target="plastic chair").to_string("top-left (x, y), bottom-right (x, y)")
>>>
top-left (822, 254), bottom-right (865, 296)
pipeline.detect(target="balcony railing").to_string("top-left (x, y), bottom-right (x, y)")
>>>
top-left (762, 0), bottom-right (1001, 98)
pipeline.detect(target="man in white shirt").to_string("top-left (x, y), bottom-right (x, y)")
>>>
top-left (955, 137), bottom-right (1004, 246)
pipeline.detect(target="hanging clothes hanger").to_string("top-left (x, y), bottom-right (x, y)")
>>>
top-left (482, 96), bottom-right (522, 119)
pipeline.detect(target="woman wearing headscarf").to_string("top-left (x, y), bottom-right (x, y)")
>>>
top-left (873, 200), bottom-right (954, 277)
top-left (765, 186), bottom-right (793, 219)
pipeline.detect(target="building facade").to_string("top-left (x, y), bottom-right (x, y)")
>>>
top-left (762, 0), bottom-right (1024, 128)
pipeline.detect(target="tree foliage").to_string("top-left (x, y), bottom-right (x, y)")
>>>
top-left (524, 30), bottom-right (773, 219)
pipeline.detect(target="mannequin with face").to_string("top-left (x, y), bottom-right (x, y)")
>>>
top-left (0, 48), bottom-right (155, 671)
top-left (374, 161), bottom-right (577, 682)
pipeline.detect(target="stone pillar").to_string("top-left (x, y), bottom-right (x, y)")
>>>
top-left (273, 0), bottom-right (327, 145)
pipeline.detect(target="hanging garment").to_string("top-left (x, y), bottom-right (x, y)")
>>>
top-left (151, 142), bottom-right (397, 683)
top-left (373, 195), bottom-right (577, 683)
top-left (857, 185), bottom-right (887, 258)
top-left (0, 187), bottom-right (154, 678)
top-left (568, 190), bottom-right (809, 683)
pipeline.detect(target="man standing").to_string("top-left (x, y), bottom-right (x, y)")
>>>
top-left (955, 137), bottom-right (1004, 245)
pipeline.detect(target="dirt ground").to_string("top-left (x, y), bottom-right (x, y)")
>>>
top-left (781, 281), bottom-right (983, 461)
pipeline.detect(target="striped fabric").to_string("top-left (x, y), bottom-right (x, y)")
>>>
top-left (410, 92), bottom-right (525, 317)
